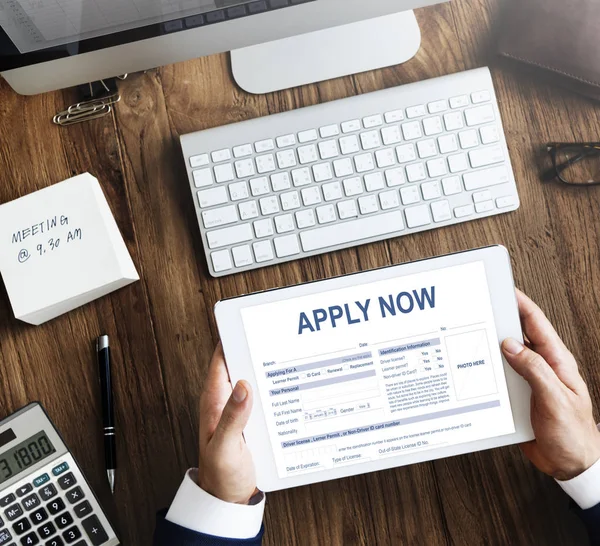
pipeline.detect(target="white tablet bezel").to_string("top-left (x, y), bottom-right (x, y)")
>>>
top-left (215, 246), bottom-right (533, 492)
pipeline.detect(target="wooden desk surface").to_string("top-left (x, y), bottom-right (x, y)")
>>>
top-left (1, 0), bottom-right (599, 544)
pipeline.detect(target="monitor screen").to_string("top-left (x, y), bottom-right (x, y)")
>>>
top-left (0, 0), bottom-right (314, 71)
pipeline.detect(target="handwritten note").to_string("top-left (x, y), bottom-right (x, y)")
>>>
top-left (0, 173), bottom-right (139, 325)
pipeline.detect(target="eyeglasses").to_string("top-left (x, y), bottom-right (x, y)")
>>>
top-left (542, 143), bottom-right (600, 186)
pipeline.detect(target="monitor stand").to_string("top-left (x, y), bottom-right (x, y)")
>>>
top-left (231, 11), bottom-right (421, 95)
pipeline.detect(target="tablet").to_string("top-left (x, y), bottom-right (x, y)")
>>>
top-left (215, 246), bottom-right (534, 492)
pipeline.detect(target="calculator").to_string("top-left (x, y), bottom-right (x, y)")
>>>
top-left (0, 403), bottom-right (119, 546)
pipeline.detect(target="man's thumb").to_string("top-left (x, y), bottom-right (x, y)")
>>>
top-left (214, 380), bottom-right (253, 443)
top-left (501, 338), bottom-right (559, 396)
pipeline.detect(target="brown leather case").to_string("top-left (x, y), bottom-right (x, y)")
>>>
top-left (498, 0), bottom-right (600, 100)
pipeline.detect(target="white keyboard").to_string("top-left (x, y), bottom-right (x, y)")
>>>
top-left (181, 67), bottom-right (519, 277)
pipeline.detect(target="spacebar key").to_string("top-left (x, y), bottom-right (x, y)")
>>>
top-left (300, 211), bottom-right (405, 252)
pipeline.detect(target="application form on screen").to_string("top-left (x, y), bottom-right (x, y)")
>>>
top-left (241, 261), bottom-right (516, 478)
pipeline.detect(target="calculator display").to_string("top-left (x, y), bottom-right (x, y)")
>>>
top-left (0, 431), bottom-right (56, 485)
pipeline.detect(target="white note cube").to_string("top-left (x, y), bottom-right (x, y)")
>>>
top-left (0, 173), bottom-right (139, 325)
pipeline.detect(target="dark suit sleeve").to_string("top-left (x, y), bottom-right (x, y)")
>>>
top-left (153, 510), bottom-right (264, 546)
top-left (573, 503), bottom-right (600, 545)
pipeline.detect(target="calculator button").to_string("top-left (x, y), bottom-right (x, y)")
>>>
top-left (45, 538), bottom-right (64, 546)
top-left (65, 489), bottom-right (83, 506)
top-left (57, 475), bottom-right (76, 491)
top-left (21, 495), bottom-right (40, 512)
top-left (15, 487), bottom-right (32, 499)
top-left (0, 528), bottom-right (11, 544)
top-left (46, 500), bottom-right (64, 516)
top-left (51, 464), bottom-right (69, 478)
top-left (20, 532), bottom-right (38, 545)
top-left (32, 475), bottom-right (50, 488)
top-left (13, 518), bottom-right (31, 534)
top-left (61, 527), bottom-right (80, 544)
top-left (5, 505), bottom-right (23, 521)
top-left (29, 509), bottom-right (47, 525)
top-left (0, 495), bottom-right (15, 508)
top-left (72, 503), bottom-right (91, 520)
top-left (38, 487), bottom-right (57, 503)
top-left (81, 516), bottom-right (108, 546)
top-left (54, 514), bottom-right (72, 530)
top-left (37, 523), bottom-right (55, 540)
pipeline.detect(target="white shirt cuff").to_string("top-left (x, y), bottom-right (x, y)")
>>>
top-left (556, 457), bottom-right (600, 510)
top-left (166, 469), bottom-right (265, 539)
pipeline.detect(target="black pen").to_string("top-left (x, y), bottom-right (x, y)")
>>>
top-left (97, 335), bottom-right (116, 494)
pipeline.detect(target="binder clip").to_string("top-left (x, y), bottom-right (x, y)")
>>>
top-left (53, 76), bottom-right (126, 127)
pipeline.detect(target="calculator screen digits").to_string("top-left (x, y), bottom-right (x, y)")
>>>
top-left (0, 431), bottom-right (56, 484)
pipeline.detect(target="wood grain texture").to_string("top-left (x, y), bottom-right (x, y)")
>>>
top-left (0, 0), bottom-right (599, 544)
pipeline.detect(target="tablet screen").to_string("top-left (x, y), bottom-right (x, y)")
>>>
top-left (241, 261), bottom-right (516, 479)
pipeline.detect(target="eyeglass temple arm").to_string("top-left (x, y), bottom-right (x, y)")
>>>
top-left (542, 148), bottom-right (600, 182)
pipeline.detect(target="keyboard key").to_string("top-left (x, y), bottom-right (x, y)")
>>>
top-left (316, 205), bottom-right (337, 224)
top-left (395, 144), bottom-right (417, 164)
top-left (333, 158), bottom-right (354, 178)
top-left (312, 163), bottom-right (333, 182)
top-left (358, 195), bottom-right (379, 215)
top-left (0, 494), bottom-right (15, 508)
top-left (400, 186), bottom-right (420, 206)
top-left (480, 125), bottom-right (500, 145)
top-left (274, 235), bottom-right (300, 258)
top-left (406, 105), bottom-right (426, 118)
top-left (319, 124), bottom-right (339, 138)
top-left (37, 522), bottom-right (55, 539)
top-left (300, 210), bottom-right (404, 252)
top-left (233, 144), bottom-right (253, 158)
top-left (448, 153), bottom-right (468, 173)
top-left (20, 531), bottom-right (38, 545)
top-left (384, 110), bottom-right (405, 123)
top-left (318, 140), bottom-right (339, 160)
top-left (81, 515), bottom-right (109, 546)
top-left (13, 517), bottom-right (31, 534)
top-left (298, 145), bottom-right (319, 165)
top-left (322, 181), bottom-right (343, 202)
top-left (254, 218), bottom-right (274, 238)
top-left (46, 499), bottom-right (65, 516)
top-left (6, 505), bottom-right (23, 521)
top-left (211, 249), bottom-right (232, 273)
top-left (274, 214), bottom-right (295, 234)
top-left (339, 136), bottom-right (360, 155)
top-left (214, 163), bottom-right (235, 183)
top-left (364, 173), bottom-right (385, 192)
top-left (406, 163), bottom-right (426, 183)
top-left (270, 172), bottom-right (291, 192)
top-left (401, 121), bottom-right (422, 141)
top-left (238, 201), bottom-right (258, 223)
top-left (301, 187), bottom-right (322, 206)
top-left (337, 200), bottom-right (358, 220)
top-left (234, 159), bottom-right (256, 178)
top-left (471, 90), bottom-right (491, 104)
top-left (449, 95), bottom-right (469, 109)
top-left (459, 129), bottom-right (479, 149)
top-left (423, 116), bottom-right (443, 136)
top-left (465, 104), bottom-right (495, 126)
top-left (55, 513), bottom-right (73, 530)
top-left (427, 158), bottom-right (448, 178)
top-left (405, 205), bottom-right (432, 228)
top-left (298, 129), bottom-right (318, 143)
top-left (250, 177), bottom-right (270, 196)
top-left (354, 153), bottom-right (374, 173)
top-left (444, 112), bottom-right (464, 131)
top-left (463, 165), bottom-right (510, 191)
top-left (62, 526), bottom-right (81, 543)
top-left (207, 224), bottom-right (253, 249)
top-left (197, 187), bottom-right (228, 208)
top-left (496, 195), bottom-right (516, 209)
top-left (211, 149), bottom-right (231, 163)
top-left (360, 131), bottom-right (381, 150)
top-left (455, 204), bottom-right (475, 218)
top-left (291, 168), bottom-right (312, 187)
top-left (381, 126), bottom-right (402, 146)
top-left (421, 181), bottom-right (442, 201)
top-left (16, 487), bottom-right (32, 498)
top-left (229, 181), bottom-right (250, 201)
top-left (379, 190), bottom-right (400, 210)
top-left (280, 191), bottom-right (300, 211)
top-left (375, 149), bottom-right (396, 169)
top-left (253, 240), bottom-right (274, 263)
top-left (417, 139), bottom-right (437, 159)
top-left (428, 100), bottom-right (448, 114)
top-left (431, 200), bottom-right (452, 222)
top-left (475, 200), bottom-right (495, 214)
top-left (343, 177), bottom-right (363, 197)
top-left (255, 139), bottom-right (274, 153)
top-left (46, 538), bottom-right (64, 546)
top-left (193, 168), bottom-right (213, 188)
top-left (32, 475), bottom-right (50, 488)
top-left (469, 145), bottom-right (504, 168)
top-left (276, 134), bottom-right (296, 148)
top-left (190, 154), bottom-right (209, 168)
top-left (295, 209), bottom-right (316, 229)
top-left (438, 134), bottom-right (458, 154)
top-left (256, 154), bottom-right (276, 174)
top-left (385, 168), bottom-right (405, 187)
top-left (30, 508), bottom-right (48, 525)
top-left (472, 190), bottom-right (492, 203)
top-left (259, 196), bottom-right (280, 215)
top-left (341, 120), bottom-right (361, 133)
top-left (277, 149), bottom-right (297, 168)
top-left (202, 205), bottom-right (238, 229)
top-left (363, 115), bottom-right (383, 128)
top-left (232, 245), bottom-right (254, 267)
top-left (0, 528), bottom-right (11, 545)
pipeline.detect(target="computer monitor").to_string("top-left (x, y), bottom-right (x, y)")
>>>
top-left (0, 0), bottom-right (443, 96)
